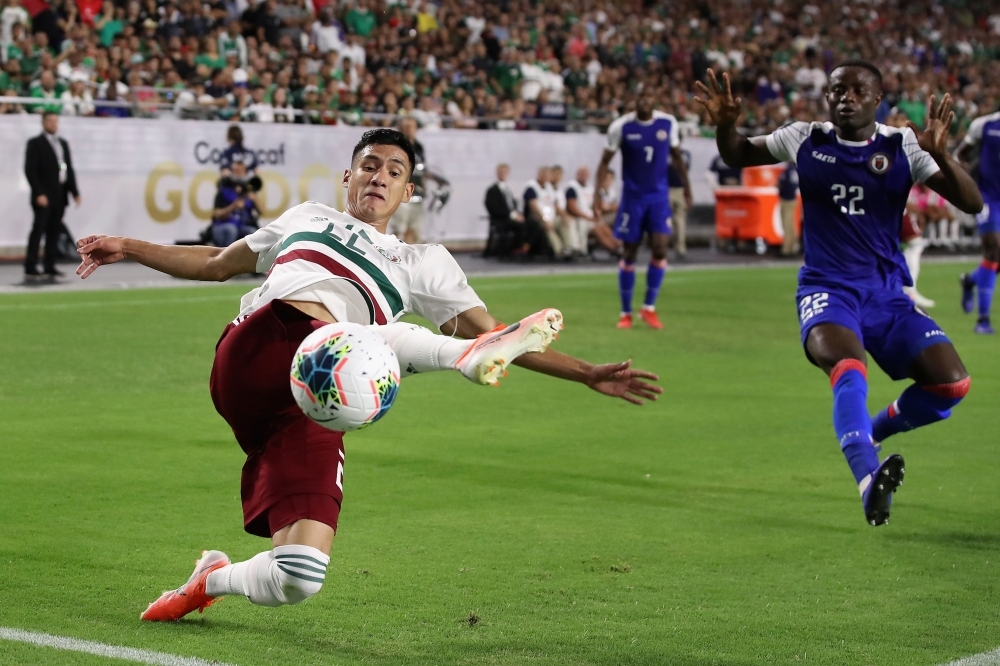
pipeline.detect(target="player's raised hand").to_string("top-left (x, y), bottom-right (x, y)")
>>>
top-left (76, 235), bottom-right (125, 279)
top-left (585, 360), bottom-right (662, 405)
top-left (909, 94), bottom-right (955, 158)
top-left (693, 69), bottom-right (743, 127)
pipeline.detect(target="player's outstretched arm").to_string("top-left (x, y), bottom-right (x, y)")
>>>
top-left (76, 236), bottom-right (259, 281)
top-left (694, 69), bottom-right (779, 169)
top-left (443, 307), bottom-right (662, 405)
top-left (915, 95), bottom-right (984, 215)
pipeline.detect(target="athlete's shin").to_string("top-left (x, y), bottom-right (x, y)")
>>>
top-left (829, 359), bottom-right (879, 486)
top-left (643, 258), bottom-right (667, 308)
top-left (618, 260), bottom-right (636, 314)
top-left (973, 260), bottom-right (998, 317)
top-left (871, 377), bottom-right (971, 443)
top-left (206, 545), bottom-right (329, 607)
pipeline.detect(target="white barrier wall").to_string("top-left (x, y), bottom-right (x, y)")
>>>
top-left (0, 116), bottom-right (720, 246)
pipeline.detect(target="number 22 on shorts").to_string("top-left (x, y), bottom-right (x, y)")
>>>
top-left (798, 292), bottom-right (829, 324)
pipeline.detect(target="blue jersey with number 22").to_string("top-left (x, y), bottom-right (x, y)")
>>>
top-left (766, 121), bottom-right (941, 290)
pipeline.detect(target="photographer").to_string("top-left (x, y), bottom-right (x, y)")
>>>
top-left (211, 158), bottom-right (260, 247)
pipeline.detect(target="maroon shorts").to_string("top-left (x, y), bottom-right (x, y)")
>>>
top-left (210, 300), bottom-right (345, 538)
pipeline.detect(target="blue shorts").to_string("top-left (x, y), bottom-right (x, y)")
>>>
top-left (796, 283), bottom-right (951, 380)
top-left (613, 195), bottom-right (672, 244)
top-left (976, 199), bottom-right (1000, 235)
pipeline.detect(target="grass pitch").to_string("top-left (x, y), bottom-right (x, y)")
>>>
top-left (0, 263), bottom-right (998, 666)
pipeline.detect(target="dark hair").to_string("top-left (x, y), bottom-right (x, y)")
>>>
top-left (42, 110), bottom-right (59, 120)
top-left (832, 60), bottom-right (883, 88)
top-left (351, 128), bottom-right (416, 175)
top-left (227, 124), bottom-right (243, 144)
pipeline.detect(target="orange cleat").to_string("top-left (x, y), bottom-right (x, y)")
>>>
top-left (639, 309), bottom-right (664, 329)
top-left (616, 313), bottom-right (633, 329)
top-left (140, 550), bottom-right (230, 622)
top-left (455, 308), bottom-right (563, 385)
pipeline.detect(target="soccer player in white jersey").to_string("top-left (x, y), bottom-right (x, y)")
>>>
top-left (75, 129), bottom-right (662, 621)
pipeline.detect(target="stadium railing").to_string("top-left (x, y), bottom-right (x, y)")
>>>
top-left (0, 93), bottom-right (705, 135)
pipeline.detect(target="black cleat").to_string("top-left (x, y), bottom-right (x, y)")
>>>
top-left (862, 454), bottom-right (905, 527)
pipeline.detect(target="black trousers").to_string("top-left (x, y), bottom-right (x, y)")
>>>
top-left (25, 199), bottom-right (66, 273)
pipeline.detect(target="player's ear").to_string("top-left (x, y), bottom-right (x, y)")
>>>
top-left (401, 181), bottom-right (414, 203)
top-left (342, 168), bottom-right (351, 188)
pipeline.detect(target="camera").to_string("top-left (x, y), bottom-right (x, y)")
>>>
top-left (218, 174), bottom-right (263, 196)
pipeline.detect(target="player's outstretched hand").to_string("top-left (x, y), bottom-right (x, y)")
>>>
top-left (693, 69), bottom-right (742, 127)
top-left (76, 235), bottom-right (125, 279)
top-left (585, 360), bottom-right (662, 405)
top-left (909, 94), bottom-right (955, 159)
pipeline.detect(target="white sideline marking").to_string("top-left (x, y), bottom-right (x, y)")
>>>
top-left (942, 648), bottom-right (1000, 665)
top-left (0, 627), bottom-right (237, 666)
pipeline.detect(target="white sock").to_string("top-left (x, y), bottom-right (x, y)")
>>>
top-left (205, 545), bottom-right (329, 607)
top-left (902, 239), bottom-right (925, 287)
top-left (371, 322), bottom-right (472, 376)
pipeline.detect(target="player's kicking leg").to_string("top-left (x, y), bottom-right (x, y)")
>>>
top-left (804, 323), bottom-right (902, 526)
top-left (375, 308), bottom-right (563, 385)
top-left (960, 227), bottom-right (999, 334)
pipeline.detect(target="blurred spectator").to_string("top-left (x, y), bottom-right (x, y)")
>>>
top-left (211, 157), bottom-right (259, 246)
top-left (667, 144), bottom-right (692, 259)
top-left (563, 165), bottom-right (594, 258)
top-left (708, 154), bottom-right (742, 189)
top-left (220, 124), bottom-right (257, 174)
top-left (1, 0), bottom-right (30, 59)
top-left (483, 162), bottom-right (524, 258)
top-left (597, 168), bottom-right (618, 227)
top-left (523, 165), bottom-right (554, 257)
top-left (96, 78), bottom-right (129, 117)
top-left (388, 117), bottom-right (426, 243)
top-left (778, 163), bottom-right (800, 257)
top-left (28, 68), bottom-right (63, 113)
top-left (60, 71), bottom-right (94, 115)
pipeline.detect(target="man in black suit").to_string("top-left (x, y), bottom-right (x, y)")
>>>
top-left (24, 112), bottom-right (81, 278)
top-left (484, 163), bottom-right (528, 257)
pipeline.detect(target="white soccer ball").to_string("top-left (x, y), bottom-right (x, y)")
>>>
top-left (290, 322), bottom-right (401, 432)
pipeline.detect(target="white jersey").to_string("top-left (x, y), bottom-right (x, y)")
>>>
top-left (240, 202), bottom-right (485, 327)
top-left (564, 179), bottom-right (594, 220)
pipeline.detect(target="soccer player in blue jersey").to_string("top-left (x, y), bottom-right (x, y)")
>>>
top-left (695, 63), bottom-right (983, 526)
top-left (957, 109), bottom-right (1000, 334)
top-left (594, 90), bottom-right (692, 330)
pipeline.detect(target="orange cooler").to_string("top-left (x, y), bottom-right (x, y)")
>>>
top-left (714, 186), bottom-right (801, 247)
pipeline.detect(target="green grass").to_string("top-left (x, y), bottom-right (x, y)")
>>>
top-left (0, 264), bottom-right (997, 666)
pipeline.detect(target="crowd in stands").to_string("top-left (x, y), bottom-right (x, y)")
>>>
top-left (1, 0), bottom-right (999, 137)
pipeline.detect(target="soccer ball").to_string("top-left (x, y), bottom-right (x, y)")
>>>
top-left (290, 322), bottom-right (400, 432)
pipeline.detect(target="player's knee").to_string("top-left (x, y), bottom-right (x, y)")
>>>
top-left (273, 546), bottom-right (328, 605)
top-left (923, 375), bottom-right (971, 405)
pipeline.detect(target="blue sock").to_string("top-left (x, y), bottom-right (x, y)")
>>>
top-left (619, 261), bottom-right (636, 314)
top-left (643, 259), bottom-right (667, 308)
top-left (830, 360), bottom-right (879, 486)
top-left (975, 261), bottom-right (998, 318)
top-left (871, 378), bottom-right (971, 443)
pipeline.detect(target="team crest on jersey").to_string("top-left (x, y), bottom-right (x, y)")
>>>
top-left (656, 129), bottom-right (668, 141)
top-left (375, 246), bottom-right (402, 263)
top-left (868, 153), bottom-right (891, 174)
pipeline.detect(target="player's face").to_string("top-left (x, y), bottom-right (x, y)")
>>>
top-left (343, 144), bottom-right (414, 224)
top-left (827, 67), bottom-right (882, 133)
top-left (636, 93), bottom-right (654, 119)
